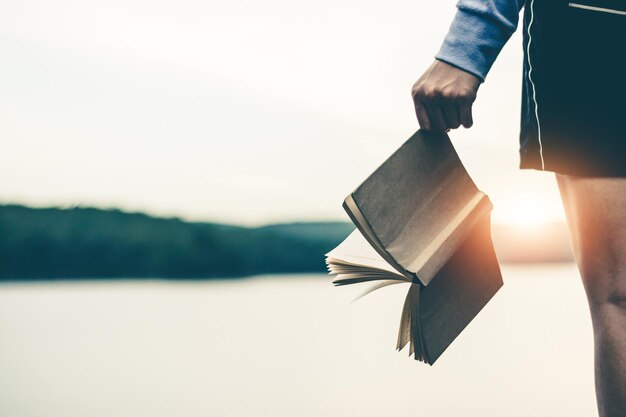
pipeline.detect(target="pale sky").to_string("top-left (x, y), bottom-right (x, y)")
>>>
top-left (0, 0), bottom-right (567, 226)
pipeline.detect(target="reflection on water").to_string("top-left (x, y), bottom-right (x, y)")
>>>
top-left (0, 264), bottom-right (597, 417)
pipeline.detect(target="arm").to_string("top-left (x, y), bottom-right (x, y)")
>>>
top-left (412, 0), bottom-right (525, 131)
top-left (437, 0), bottom-right (526, 81)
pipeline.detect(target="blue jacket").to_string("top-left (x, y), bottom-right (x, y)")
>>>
top-left (435, 0), bottom-right (526, 81)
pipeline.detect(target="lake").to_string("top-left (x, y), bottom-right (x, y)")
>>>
top-left (0, 264), bottom-right (598, 417)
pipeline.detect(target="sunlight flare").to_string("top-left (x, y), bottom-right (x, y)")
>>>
top-left (493, 193), bottom-right (566, 228)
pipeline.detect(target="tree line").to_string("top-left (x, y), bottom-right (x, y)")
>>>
top-left (0, 204), bottom-right (353, 280)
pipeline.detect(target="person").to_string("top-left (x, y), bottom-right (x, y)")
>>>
top-left (411, 0), bottom-right (626, 415)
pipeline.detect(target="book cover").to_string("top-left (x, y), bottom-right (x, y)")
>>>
top-left (326, 130), bottom-right (503, 364)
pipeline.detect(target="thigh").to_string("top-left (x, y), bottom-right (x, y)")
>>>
top-left (556, 174), bottom-right (626, 306)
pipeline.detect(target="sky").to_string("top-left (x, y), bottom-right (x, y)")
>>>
top-left (0, 0), bottom-right (567, 226)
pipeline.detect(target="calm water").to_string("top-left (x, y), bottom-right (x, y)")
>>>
top-left (0, 264), bottom-right (598, 417)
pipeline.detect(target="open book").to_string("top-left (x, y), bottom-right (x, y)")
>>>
top-left (326, 130), bottom-right (502, 365)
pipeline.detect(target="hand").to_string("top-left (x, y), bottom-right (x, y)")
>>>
top-left (411, 60), bottom-right (481, 132)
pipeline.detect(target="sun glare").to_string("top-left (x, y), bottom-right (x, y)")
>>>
top-left (507, 207), bottom-right (546, 229)
top-left (492, 193), bottom-right (566, 229)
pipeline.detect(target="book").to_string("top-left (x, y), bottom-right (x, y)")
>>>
top-left (326, 130), bottom-right (503, 364)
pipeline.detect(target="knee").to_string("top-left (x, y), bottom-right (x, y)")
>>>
top-left (587, 285), bottom-right (626, 318)
top-left (575, 242), bottom-right (626, 304)
top-left (580, 267), bottom-right (626, 316)
top-left (604, 293), bottom-right (626, 310)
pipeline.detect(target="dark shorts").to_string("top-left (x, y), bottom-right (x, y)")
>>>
top-left (520, 0), bottom-right (626, 177)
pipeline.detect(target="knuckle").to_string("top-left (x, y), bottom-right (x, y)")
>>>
top-left (440, 87), bottom-right (458, 100)
top-left (411, 80), bottom-right (426, 97)
top-left (423, 87), bottom-right (439, 100)
top-left (458, 89), bottom-right (477, 101)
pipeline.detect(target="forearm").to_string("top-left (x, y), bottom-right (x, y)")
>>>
top-left (435, 0), bottom-right (526, 81)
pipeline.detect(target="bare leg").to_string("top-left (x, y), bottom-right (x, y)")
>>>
top-left (556, 174), bottom-right (626, 417)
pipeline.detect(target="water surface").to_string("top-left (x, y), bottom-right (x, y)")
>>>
top-left (0, 264), bottom-right (597, 417)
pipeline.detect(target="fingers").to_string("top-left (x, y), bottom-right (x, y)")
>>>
top-left (412, 92), bottom-right (447, 132)
top-left (414, 97), bottom-right (473, 132)
top-left (458, 101), bottom-right (473, 128)
top-left (410, 59), bottom-right (480, 133)
top-left (413, 98), bottom-right (460, 132)
top-left (412, 89), bottom-right (472, 132)
top-left (414, 100), bottom-right (431, 131)
top-left (426, 104), bottom-right (447, 132)
top-left (441, 101), bottom-right (461, 129)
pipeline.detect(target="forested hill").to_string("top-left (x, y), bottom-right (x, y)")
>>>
top-left (0, 204), bottom-right (353, 280)
top-left (0, 204), bottom-right (574, 280)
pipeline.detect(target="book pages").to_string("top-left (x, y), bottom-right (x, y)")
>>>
top-left (327, 130), bottom-right (503, 365)
top-left (346, 130), bottom-right (492, 286)
top-left (325, 229), bottom-right (403, 276)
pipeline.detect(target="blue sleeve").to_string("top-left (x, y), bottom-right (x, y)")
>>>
top-left (435, 0), bottom-right (526, 81)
